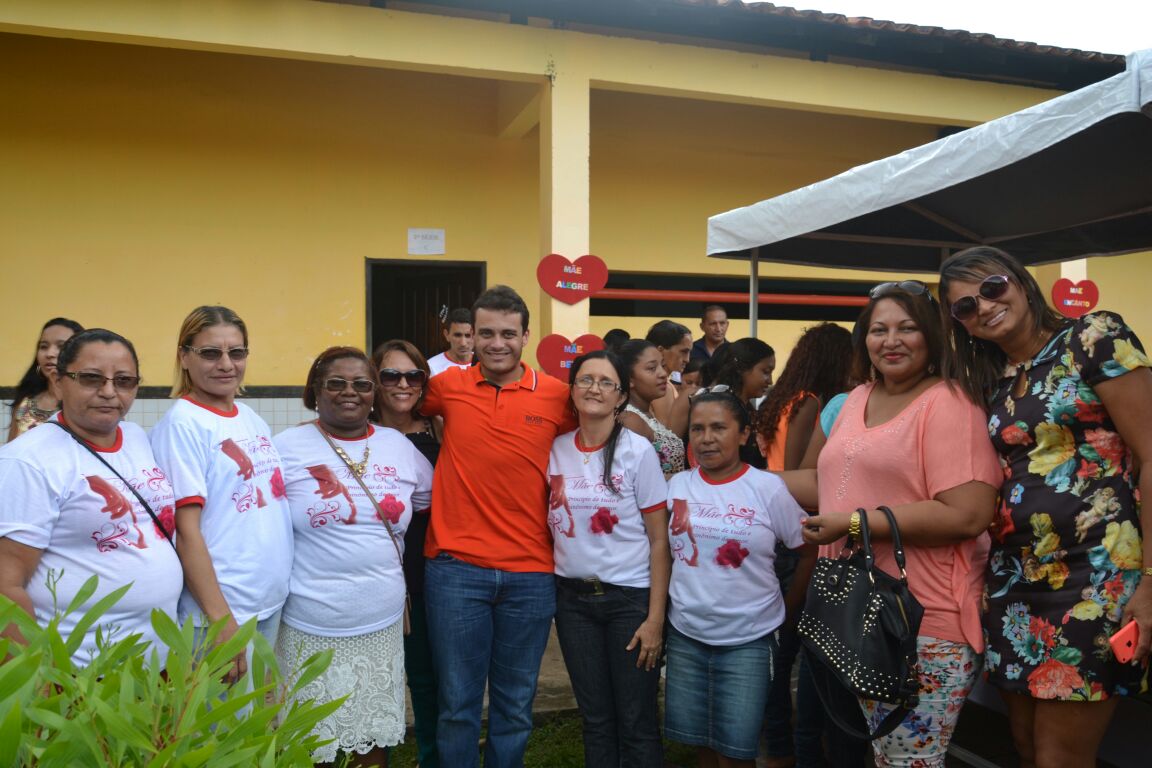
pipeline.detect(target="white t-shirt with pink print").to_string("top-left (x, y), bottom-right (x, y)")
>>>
top-left (0, 418), bottom-right (182, 666)
top-left (667, 464), bottom-right (806, 646)
top-left (274, 423), bottom-right (432, 636)
top-left (150, 398), bottom-right (293, 626)
top-left (548, 428), bottom-right (668, 587)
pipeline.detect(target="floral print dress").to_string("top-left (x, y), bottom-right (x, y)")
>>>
top-left (983, 312), bottom-right (1149, 700)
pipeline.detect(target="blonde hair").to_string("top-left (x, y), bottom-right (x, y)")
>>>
top-left (170, 305), bottom-right (249, 398)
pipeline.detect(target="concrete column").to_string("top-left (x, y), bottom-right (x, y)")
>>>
top-left (538, 69), bottom-right (591, 337)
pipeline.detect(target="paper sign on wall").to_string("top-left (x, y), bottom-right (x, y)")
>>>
top-left (408, 228), bottom-right (445, 255)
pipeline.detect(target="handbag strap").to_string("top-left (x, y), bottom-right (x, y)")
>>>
top-left (313, 422), bottom-right (405, 567)
top-left (803, 647), bottom-right (915, 741)
top-left (49, 421), bottom-right (175, 548)
top-left (876, 505), bottom-right (909, 579)
top-left (855, 506), bottom-right (875, 571)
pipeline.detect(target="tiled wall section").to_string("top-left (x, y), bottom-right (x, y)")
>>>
top-left (2, 398), bottom-right (315, 442)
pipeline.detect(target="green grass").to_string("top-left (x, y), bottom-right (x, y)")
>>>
top-left (386, 710), bottom-right (699, 767)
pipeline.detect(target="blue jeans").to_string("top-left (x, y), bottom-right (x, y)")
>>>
top-left (424, 554), bottom-right (555, 768)
top-left (665, 625), bottom-right (776, 761)
top-left (554, 579), bottom-right (663, 768)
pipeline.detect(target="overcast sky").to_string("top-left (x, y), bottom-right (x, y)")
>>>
top-left (801, 1), bottom-right (1150, 55)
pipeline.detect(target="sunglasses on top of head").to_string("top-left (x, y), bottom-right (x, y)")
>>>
top-left (378, 368), bottom-right (428, 388)
top-left (949, 274), bottom-right (1011, 321)
top-left (869, 280), bottom-right (935, 302)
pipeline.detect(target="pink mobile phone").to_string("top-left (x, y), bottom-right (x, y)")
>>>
top-left (1110, 621), bottom-right (1139, 664)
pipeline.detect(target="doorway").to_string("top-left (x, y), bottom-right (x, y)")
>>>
top-left (366, 260), bottom-right (486, 359)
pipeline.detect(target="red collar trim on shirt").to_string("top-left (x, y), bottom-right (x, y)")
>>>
top-left (470, 362), bottom-right (537, 391)
top-left (699, 463), bottom-right (750, 485)
top-left (316, 423), bottom-right (375, 441)
top-left (57, 413), bottom-right (123, 453)
top-left (182, 396), bottom-right (239, 417)
top-left (574, 431), bottom-right (607, 453)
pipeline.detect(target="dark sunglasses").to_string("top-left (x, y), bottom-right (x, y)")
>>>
top-left (869, 280), bottom-right (934, 301)
top-left (378, 368), bottom-right (428, 388)
top-left (949, 274), bottom-right (1011, 321)
top-left (322, 377), bottom-right (376, 393)
top-left (60, 371), bottom-right (141, 391)
top-left (183, 345), bottom-right (250, 362)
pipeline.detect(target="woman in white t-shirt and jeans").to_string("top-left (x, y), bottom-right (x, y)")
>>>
top-left (150, 306), bottom-right (293, 685)
top-left (0, 329), bottom-right (182, 666)
top-left (274, 346), bottom-right (432, 766)
top-left (665, 388), bottom-right (815, 768)
top-left (549, 350), bottom-right (671, 768)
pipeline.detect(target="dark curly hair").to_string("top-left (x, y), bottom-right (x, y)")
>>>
top-left (757, 323), bottom-right (852, 447)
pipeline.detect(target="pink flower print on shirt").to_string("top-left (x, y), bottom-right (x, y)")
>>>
top-left (589, 507), bottom-right (619, 535)
top-left (715, 539), bottom-right (750, 568)
top-left (378, 494), bottom-right (405, 524)
top-left (306, 465), bottom-right (357, 524)
top-left (669, 498), bottom-right (699, 567)
top-left (270, 467), bottom-right (286, 499)
top-left (86, 475), bottom-right (146, 550)
top-left (548, 474), bottom-right (575, 538)
top-left (220, 438), bottom-right (255, 480)
top-left (255, 486), bottom-right (267, 508)
top-left (154, 504), bottom-right (176, 539)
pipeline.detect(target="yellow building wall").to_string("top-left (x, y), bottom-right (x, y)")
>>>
top-left (0, 33), bottom-right (539, 386)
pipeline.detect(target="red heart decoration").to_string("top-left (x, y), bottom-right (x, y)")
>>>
top-left (536, 334), bottom-right (605, 381)
top-left (1051, 278), bottom-right (1099, 318)
top-left (537, 254), bottom-right (609, 305)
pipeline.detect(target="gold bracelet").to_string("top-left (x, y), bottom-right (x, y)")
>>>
top-left (848, 511), bottom-right (861, 540)
top-left (1143, 566), bottom-right (1152, 577)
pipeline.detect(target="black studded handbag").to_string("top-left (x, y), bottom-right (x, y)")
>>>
top-left (798, 505), bottom-right (924, 740)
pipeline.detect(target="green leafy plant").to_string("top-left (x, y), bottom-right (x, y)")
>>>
top-left (0, 574), bottom-right (342, 767)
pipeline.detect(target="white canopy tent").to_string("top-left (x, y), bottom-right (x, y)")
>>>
top-left (707, 49), bottom-right (1152, 332)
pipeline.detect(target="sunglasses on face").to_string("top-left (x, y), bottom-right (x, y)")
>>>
top-left (378, 368), bottom-right (428, 388)
top-left (183, 345), bottom-right (250, 362)
top-left (949, 274), bottom-right (1011, 321)
top-left (321, 377), bottom-right (376, 393)
top-left (60, 371), bottom-right (141, 391)
top-left (869, 280), bottom-right (934, 301)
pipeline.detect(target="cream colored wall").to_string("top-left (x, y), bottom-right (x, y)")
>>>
top-left (0, 34), bottom-right (538, 386)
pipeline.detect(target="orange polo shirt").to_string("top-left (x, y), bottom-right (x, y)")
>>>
top-left (421, 362), bottom-right (576, 572)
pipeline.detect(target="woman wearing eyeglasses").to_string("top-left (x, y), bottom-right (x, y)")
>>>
top-left (939, 248), bottom-right (1152, 768)
top-left (273, 346), bottom-right (433, 766)
top-left (370, 339), bottom-right (441, 768)
top-left (150, 306), bottom-right (293, 685)
top-left (619, 339), bottom-right (685, 480)
top-left (548, 350), bottom-right (670, 768)
top-left (788, 282), bottom-right (1000, 767)
top-left (0, 329), bottom-right (181, 665)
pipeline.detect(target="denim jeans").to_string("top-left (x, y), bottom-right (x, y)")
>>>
top-left (554, 580), bottom-right (663, 768)
top-left (424, 553), bottom-right (555, 768)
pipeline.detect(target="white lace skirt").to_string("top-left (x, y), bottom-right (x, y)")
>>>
top-left (275, 621), bottom-right (406, 762)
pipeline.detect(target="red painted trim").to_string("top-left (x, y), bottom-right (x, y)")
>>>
top-left (592, 288), bottom-right (868, 307)
top-left (640, 501), bottom-right (667, 515)
top-left (175, 495), bottom-right (206, 509)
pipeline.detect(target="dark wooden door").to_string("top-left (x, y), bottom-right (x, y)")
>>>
top-left (367, 260), bottom-right (485, 359)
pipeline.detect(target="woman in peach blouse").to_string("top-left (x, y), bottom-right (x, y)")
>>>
top-left (783, 281), bottom-right (1000, 768)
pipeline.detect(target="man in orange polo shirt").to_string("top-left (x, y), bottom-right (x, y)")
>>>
top-left (421, 285), bottom-right (575, 768)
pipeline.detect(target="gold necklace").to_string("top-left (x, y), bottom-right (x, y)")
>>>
top-left (333, 442), bottom-right (371, 478)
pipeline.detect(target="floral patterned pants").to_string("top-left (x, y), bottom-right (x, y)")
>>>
top-left (862, 637), bottom-right (980, 768)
